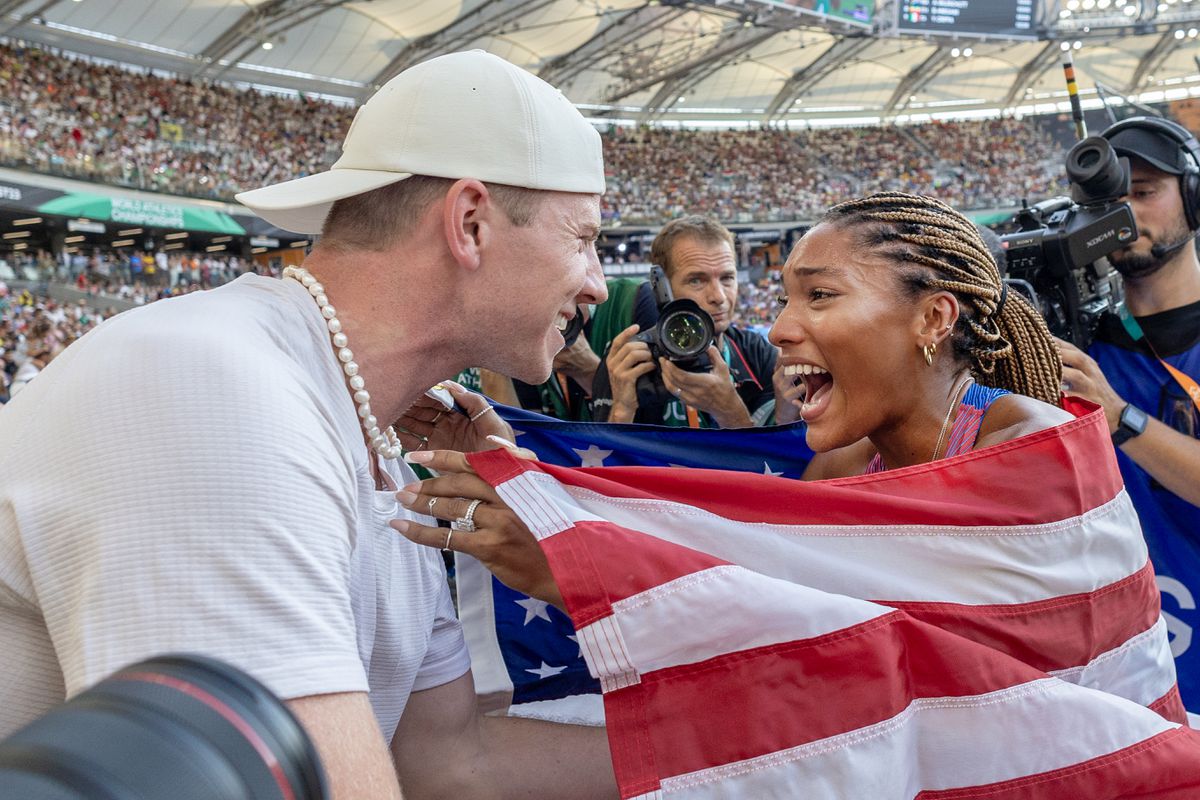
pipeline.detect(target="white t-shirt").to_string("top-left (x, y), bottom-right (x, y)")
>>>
top-left (0, 274), bottom-right (470, 740)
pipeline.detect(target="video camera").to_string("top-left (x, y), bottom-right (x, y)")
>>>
top-left (632, 265), bottom-right (716, 406)
top-left (999, 135), bottom-right (1135, 349)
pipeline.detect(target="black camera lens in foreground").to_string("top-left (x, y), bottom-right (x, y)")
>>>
top-left (0, 654), bottom-right (327, 800)
top-left (660, 308), bottom-right (714, 358)
top-left (1066, 136), bottom-right (1128, 204)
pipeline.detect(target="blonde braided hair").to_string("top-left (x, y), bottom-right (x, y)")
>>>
top-left (822, 192), bottom-right (1062, 405)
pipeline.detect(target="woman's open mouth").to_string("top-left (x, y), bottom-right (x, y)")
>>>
top-left (784, 363), bottom-right (833, 422)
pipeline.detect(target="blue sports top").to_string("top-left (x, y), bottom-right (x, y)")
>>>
top-left (866, 382), bottom-right (1010, 474)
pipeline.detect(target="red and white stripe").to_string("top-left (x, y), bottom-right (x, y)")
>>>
top-left (470, 404), bottom-right (1198, 797)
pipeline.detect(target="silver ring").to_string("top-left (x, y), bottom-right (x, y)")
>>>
top-left (431, 411), bottom-right (445, 425)
top-left (427, 497), bottom-right (438, 515)
top-left (451, 498), bottom-right (483, 532)
top-left (469, 405), bottom-right (494, 423)
top-left (442, 529), bottom-right (453, 552)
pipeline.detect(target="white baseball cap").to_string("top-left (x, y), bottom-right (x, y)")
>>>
top-left (235, 50), bottom-right (605, 234)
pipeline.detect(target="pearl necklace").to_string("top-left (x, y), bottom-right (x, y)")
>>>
top-left (283, 265), bottom-right (402, 460)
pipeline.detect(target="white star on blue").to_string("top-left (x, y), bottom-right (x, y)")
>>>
top-left (525, 661), bottom-right (569, 680)
top-left (573, 444), bottom-right (613, 467)
top-left (515, 596), bottom-right (553, 625)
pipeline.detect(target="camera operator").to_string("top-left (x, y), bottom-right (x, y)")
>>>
top-left (1055, 117), bottom-right (1200, 702)
top-left (591, 216), bottom-right (779, 427)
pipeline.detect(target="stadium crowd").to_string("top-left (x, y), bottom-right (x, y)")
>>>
top-left (601, 119), bottom-right (1064, 224)
top-left (8, 246), bottom-right (264, 295)
top-left (0, 42), bottom-right (347, 198)
top-left (738, 269), bottom-right (785, 326)
top-left (0, 282), bottom-right (110, 402)
top-left (0, 244), bottom-right (271, 402)
top-left (0, 42), bottom-right (1066, 225)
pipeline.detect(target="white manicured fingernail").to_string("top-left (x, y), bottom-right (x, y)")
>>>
top-left (486, 435), bottom-right (519, 450)
top-left (404, 451), bottom-right (433, 464)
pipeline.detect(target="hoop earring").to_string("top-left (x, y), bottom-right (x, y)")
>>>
top-left (923, 342), bottom-right (936, 366)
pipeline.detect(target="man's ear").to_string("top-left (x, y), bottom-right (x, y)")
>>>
top-left (442, 179), bottom-right (495, 273)
top-left (917, 290), bottom-right (960, 346)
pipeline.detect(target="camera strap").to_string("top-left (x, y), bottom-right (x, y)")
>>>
top-left (538, 372), bottom-right (575, 420)
top-left (1118, 306), bottom-right (1200, 414)
top-left (674, 339), bottom-right (736, 429)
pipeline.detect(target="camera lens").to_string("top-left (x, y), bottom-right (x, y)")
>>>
top-left (1076, 149), bottom-right (1100, 170)
top-left (0, 655), bottom-right (327, 800)
top-left (660, 309), bottom-right (712, 357)
top-left (1066, 136), bottom-right (1127, 203)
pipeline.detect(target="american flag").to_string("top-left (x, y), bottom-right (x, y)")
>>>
top-left (464, 400), bottom-right (1197, 797)
top-left (458, 406), bottom-right (813, 720)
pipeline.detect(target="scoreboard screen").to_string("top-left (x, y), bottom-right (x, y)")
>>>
top-left (899, 0), bottom-right (1035, 38)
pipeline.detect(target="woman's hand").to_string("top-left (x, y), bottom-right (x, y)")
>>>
top-left (395, 381), bottom-right (515, 455)
top-left (772, 361), bottom-right (805, 425)
top-left (390, 449), bottom-right (564, 610)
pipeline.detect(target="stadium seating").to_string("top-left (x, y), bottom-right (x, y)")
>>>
top-left (0, 43), bottom-right (1066, 226)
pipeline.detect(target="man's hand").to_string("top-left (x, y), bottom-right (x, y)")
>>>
top-left (605, 324), bottom-right (656, 423)
top-left (660, 345), bottom-right (753, 429)
top-left (1056, 338), bottom-right (1200, 506)
top-left (553, 330), bottom-right (602, 396)
top-left (1054, 337), bottom-right (1126, 432)
top-left (772, 362), bottom-right (805, 425)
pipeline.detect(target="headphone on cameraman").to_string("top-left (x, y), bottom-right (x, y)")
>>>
top-left (1101, 116), bottom-right (1200, 232)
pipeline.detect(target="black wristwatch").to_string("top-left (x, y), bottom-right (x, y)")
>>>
top-left (1111, 403), bottom-right (1149, 446)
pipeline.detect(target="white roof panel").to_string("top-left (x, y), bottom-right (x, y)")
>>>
top-left (4, 0), bottom-right (1198, 122)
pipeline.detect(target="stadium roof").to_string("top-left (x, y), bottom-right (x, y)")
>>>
top-left (5, 0), bottom-right (1200, 125)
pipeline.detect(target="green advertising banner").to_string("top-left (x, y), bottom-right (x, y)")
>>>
top-left (37, 193), bottom-right (246, 235)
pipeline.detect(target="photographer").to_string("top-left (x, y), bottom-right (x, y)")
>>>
top-left (1055, 117), bottom-right (1200, 705)
top-left (591, 216), bottom-right (780, 427)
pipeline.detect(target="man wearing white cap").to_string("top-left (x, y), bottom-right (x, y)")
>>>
top-left (0, 51), bottom-right (613, 797)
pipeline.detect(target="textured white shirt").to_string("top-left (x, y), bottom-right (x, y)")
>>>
top-left (0, 274), bottom-right (470, 740)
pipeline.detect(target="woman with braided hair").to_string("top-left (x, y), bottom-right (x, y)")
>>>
top-left (777, 191), bottom-right (1075, 477)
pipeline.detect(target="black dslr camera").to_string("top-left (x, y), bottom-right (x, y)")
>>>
top-left (0, 654), bottom-right (327, 799)
top-left (632, 265), bottom-right (716, 406)
top-left (1000, 135), bottom-right (1135, 349)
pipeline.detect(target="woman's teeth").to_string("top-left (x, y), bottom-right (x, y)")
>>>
top-left (783, 364), bottom-right (828, 377)
top-left (555, 313), bottom-right (570, 332)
